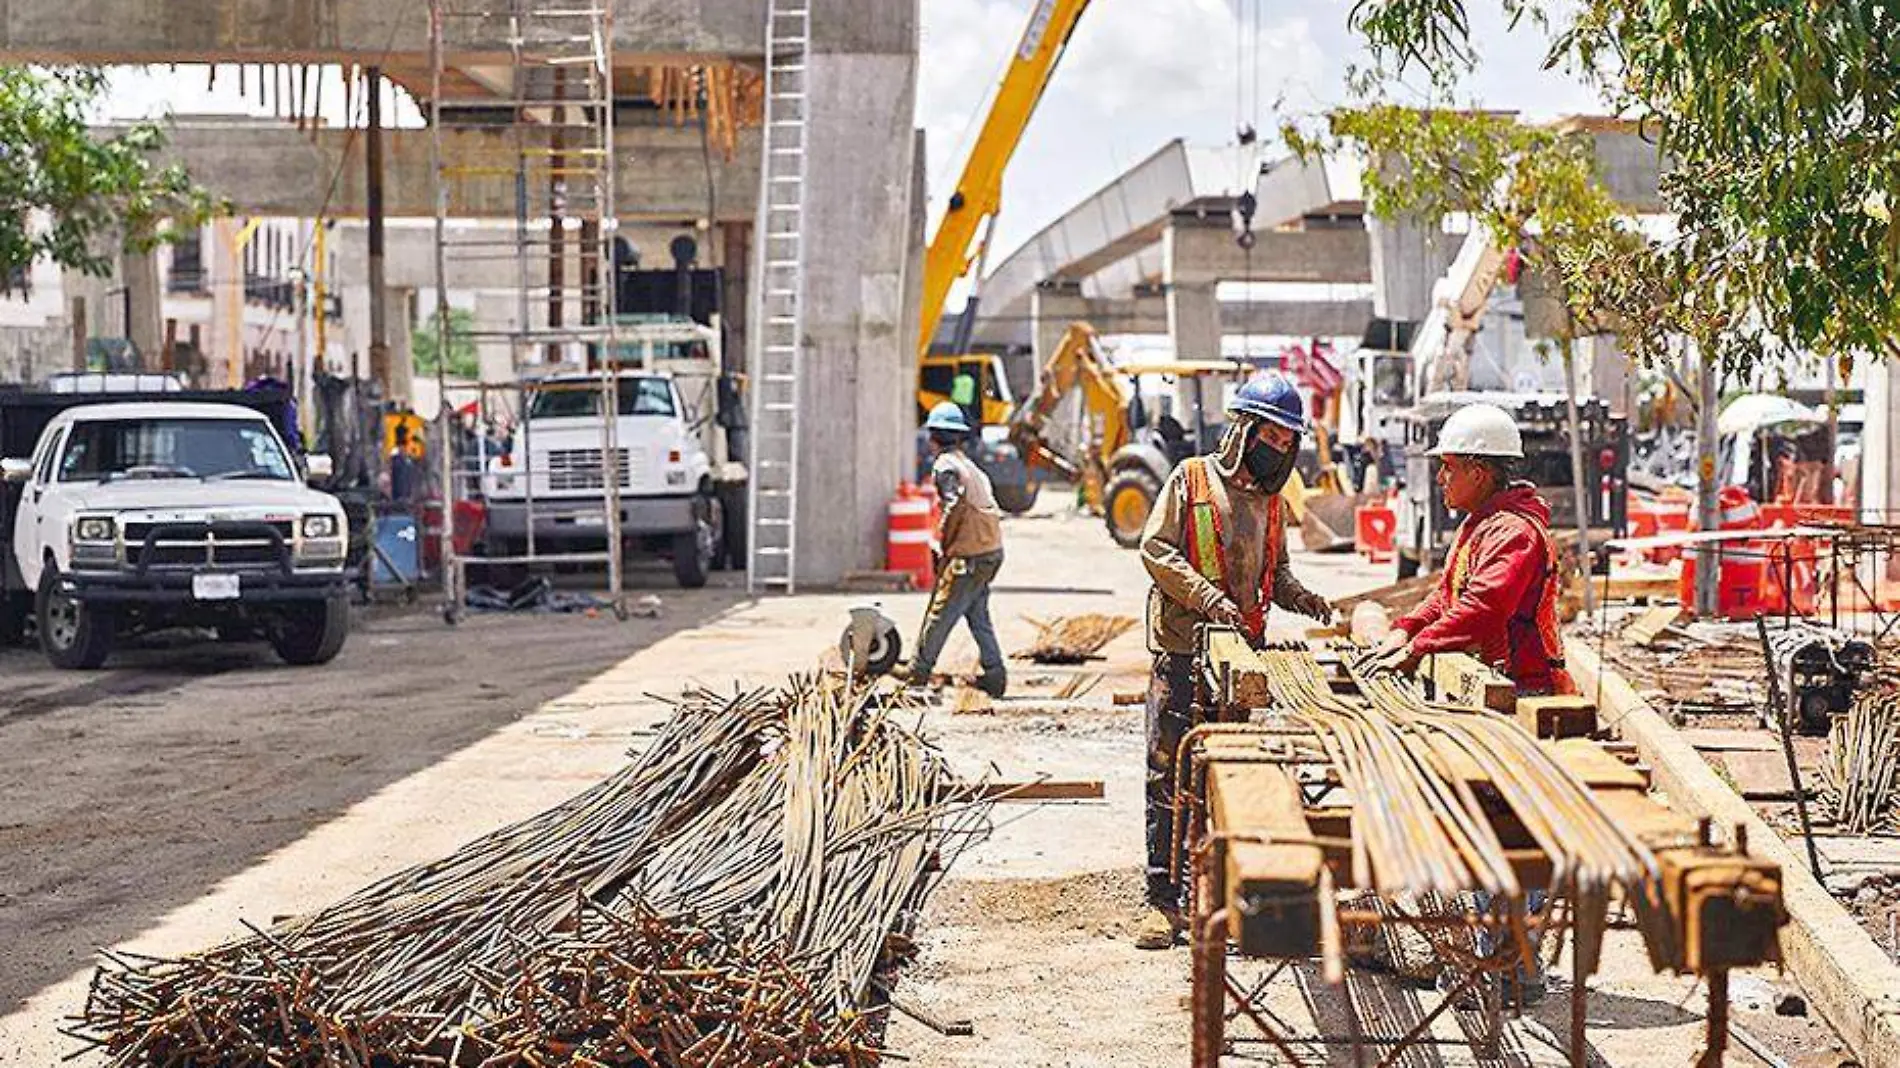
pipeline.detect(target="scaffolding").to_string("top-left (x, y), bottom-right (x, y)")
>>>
top-left (428, 0), bottom-right (627, 622)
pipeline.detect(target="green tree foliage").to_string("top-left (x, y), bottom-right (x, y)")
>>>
top-left (0, 68), bottom-right (222, 277)
top-left (413, 308), bottom-right (480, 380)
top-left (1327, 0), bottom-right (1900, 373)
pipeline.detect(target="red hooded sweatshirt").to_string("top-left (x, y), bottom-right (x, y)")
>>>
top-left (1395, 483), bottom-right (1575, 695)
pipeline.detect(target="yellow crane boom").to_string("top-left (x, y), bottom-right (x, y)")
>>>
top-left (917, 0), bottom-right (1094, 360)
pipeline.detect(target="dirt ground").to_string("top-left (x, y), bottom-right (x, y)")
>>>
top-left (0, 501), bottom-right (1854, 1065)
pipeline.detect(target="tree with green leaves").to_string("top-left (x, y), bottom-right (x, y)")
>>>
top-left (413, 308), bottom-right (480, 380)
top-left (0, 68), bottom-right (222, 278)
top-left (1328, 0), bottom-right (1899, 377)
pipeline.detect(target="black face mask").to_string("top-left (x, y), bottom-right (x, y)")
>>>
top-left (1244, 433), bottom-right (1298, 494)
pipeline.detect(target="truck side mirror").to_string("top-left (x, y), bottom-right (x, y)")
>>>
top-left (0, 458), bottom-right (31, 483)
top-left (305, 454), bottom-right (335, 483)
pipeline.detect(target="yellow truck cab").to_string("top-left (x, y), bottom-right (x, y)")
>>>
top-left (916, 353), bottom-right (1013, 428)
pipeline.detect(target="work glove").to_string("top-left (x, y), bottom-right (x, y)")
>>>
top-left (1288, 589), bottom-right (1335, 626)
top-left (1359, 632), bottom-right (1422, 677)
top-left (1205, 597), bottom-right (1249, 633)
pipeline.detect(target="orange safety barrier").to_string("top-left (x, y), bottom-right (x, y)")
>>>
top-left (888, 482), bottom-right (936, 591)
top-left (1355, 502), bottom-right (1397, 564)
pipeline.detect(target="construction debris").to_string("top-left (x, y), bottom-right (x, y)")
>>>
top-left (1016, 614), bottom-right (1137, 664)
top-left (73, 678), bottom-right (991, 1067)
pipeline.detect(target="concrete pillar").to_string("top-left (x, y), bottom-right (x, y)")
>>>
top-left (791, 13), bottom-right (921, 587)
top-left (1166, 282), bottom-right (1221, 422)
top-left (1585, 334), bottom-right (1632, 416)
top-left (120, 246), bottom-right (163, 365)
top-left (386, 286), bottom-right (416, 405)
top-left (1367, 213), bottom-right (1449, 324)
top-left (473, 292), bottom-right (517, 385)
top-left (1030, 284), bottom-right (1090, 378)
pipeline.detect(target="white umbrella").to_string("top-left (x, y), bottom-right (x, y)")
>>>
top-left (1717, 393), bottom-right (1824, 438)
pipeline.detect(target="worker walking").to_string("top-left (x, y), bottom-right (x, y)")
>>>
top-left (1364, 403), bottom-right (1576, 697)
top-left (905, 402), bottom-right (1008, 699)
top-left (1136, 375), bottom-right (1334, 950)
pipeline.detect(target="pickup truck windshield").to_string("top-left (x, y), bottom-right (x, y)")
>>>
top-left (58, 418), bottom-right (296, 482)
top-left (527, 378), bottom-right (676, 420)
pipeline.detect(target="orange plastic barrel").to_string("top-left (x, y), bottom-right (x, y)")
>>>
top-left (887, 483), bottom-right (935, 591)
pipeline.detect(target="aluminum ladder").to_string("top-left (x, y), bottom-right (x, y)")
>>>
top-left (746, 0), bottom-right (811, 593)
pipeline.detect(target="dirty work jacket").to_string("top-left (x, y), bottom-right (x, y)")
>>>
top-left (1394, 482), bottom-right (1576, 695)
top-left (932, 448), bottom-right (1005, 559)
top-left (1139, 422), bottom-right (1315, 656)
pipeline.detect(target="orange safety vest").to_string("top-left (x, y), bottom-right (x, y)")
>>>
top-left (1447, 516), bottom-right (1575, 695)
top-left (1182, 457), bottom-right (1282, 640)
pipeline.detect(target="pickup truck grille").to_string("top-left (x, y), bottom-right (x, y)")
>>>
top-left (544, 448), bottom-right (637, 491)
top-left (123, 521), bottom-right (295, 572)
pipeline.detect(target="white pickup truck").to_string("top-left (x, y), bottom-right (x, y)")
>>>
top-left (1, 400), bottom-right (351, 669)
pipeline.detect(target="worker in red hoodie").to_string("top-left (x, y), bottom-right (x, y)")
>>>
top-left (1365, 403), bottom-right (1576, 696)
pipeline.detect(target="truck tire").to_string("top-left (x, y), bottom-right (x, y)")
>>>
top-left (992, 478), bottom-right (1040, 516)
top-left (1103, 468), bottom-right (1162, 549)
top-left (716, 484), bottom-right (748, 571)
top-left (37, 568), bottom-right (114, 670)
top-left (672, 499), bottom-right (716, 589)
top-left (270, 597), bottom-right (351, 666)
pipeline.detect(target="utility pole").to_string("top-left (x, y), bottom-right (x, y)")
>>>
top-left (1694, 345), bottom-right (1720, 617)
top-left (366, 67), bottom-right (389, 393)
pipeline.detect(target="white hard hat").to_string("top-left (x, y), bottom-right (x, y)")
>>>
top-left (1426, 403), bottom-right (1524, 459)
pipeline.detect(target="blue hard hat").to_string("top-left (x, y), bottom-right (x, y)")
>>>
top-left (1227, 374), bottom-right (1309, 433)
top-left (924, 401), bottom-right (972, 434)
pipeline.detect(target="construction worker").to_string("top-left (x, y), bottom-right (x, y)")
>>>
top-left (1364, 402), bottom-right (1577, 697)
top-left (905, 402), bottom-right (1008, 698)
top-left (1135, 375), bottom-right (1334, 950)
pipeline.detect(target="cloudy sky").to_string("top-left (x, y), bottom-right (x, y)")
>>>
top-left (917, 0), bottom-right (1607, 256)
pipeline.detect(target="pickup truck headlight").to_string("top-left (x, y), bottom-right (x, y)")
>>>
top-left (74, 517), bottom-right (116, 542)
top-left (301, 514), bottom-right (340, 539)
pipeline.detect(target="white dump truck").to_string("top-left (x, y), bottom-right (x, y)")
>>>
top-left (480, 319), bottom-right (748, 589)
top-left (1, 396), bottom-right (350, 668)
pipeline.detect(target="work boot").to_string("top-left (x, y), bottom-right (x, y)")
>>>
top-left (1135, 907), bottom-right (1185, 950)
top-left (976, 667), bottom-right (1008, 700)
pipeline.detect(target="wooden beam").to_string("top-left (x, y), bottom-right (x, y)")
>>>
top-left (1426, 652), bottom-right (1514, 713)
top-left (1206, 759), bottom-right (1325, 958)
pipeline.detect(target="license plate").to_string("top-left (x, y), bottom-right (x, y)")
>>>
top-left (192, 574), bottom-right (241, 601)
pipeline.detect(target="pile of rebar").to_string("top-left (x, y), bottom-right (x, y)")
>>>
top-left (74, 678), bottom-right (990, 1067)
top-left (1823, 683), bottom-right (1900, 834)
top-left (1017, 614), bottom-right (1138, 664)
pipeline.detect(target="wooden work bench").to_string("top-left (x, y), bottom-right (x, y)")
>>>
top-left (1175, 628), bottom-right (1786, 1068)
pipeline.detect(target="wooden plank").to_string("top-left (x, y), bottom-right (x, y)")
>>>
top-left (960, 780), bottom-right (1107, 802)
top-left (1624, 604), bottom-right (1685, 647)
top-left (1546, 738), bottom-right (1651, 792)
top-left (1591, 789), bottom-right (1785, 973)
top-left (1427, 652), bottom-right (1514, 713)
top-left (1205, 759), bottom-right (1324, 958)
top-left (1203, 626), bottom-right (1273, 710)
top-left (1516, 695), bottom-right (1599, 740)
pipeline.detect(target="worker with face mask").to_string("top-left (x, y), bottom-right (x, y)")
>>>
top-left (1133, 374), bottom-right (1333, 950)
top-left (1363, 402), bottom-right (1577, 697)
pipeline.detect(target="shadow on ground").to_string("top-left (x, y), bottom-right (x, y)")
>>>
top-left (0, 575), bottom-right (747, 1015)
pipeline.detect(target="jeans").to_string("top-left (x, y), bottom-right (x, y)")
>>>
top-left (1145, 651), bottom-right (1200, 908)
top-left (1472, 889), bottom-right (1549, 984)
top-left (911, 550), bottom-right (1006, 687)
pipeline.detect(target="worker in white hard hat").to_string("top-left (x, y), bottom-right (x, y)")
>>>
top-left (1364, 401), bottom-right (1573, 1006)
top-left (1364, 402), bottom-right (1577, 697)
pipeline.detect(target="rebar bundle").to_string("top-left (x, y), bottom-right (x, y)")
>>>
top-left (1018, 614), bottom-right (1138, 664)
top-left (1262, 646), bottom-right (1659, 898)
top-left (1822, 685), bottom-right (1900, 834)
top-left (74, 678), bottom-right (989, 1067)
